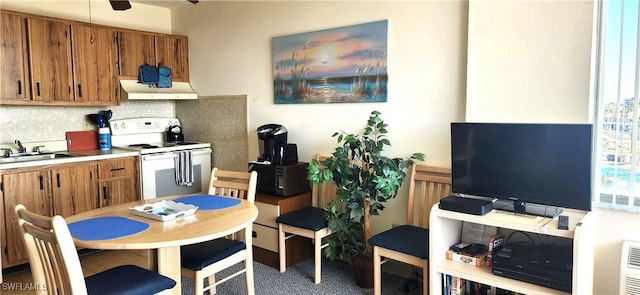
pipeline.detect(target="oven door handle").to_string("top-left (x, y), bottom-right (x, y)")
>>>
top-left (141, 148), bottom-right (212, 161)
top-left (142, 152), bottom-right (176, 161)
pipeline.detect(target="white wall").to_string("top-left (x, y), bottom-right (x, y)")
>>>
top-left (467, 0), bottom-right (636, 293)
top-left (466, 0), bottom-right (593, 123)
top-left (171, 1), bottom-right (468, 236)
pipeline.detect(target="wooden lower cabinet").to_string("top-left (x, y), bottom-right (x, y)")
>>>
top-left (253, 191), bottom-right (314, 269)
top-left (97, 158), bottom-right (138, 207)
top-left (51, 163), bottom-right (99, 217)
top-left (0, 156), bottom-right (139, 269)
top-left (1, 170), bottom-right (51, 266)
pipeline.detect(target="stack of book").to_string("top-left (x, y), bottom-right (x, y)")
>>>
top-left (442, 274), bottom-right (525, 295)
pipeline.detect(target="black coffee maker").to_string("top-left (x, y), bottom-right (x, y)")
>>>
top-left (257, 124), bottom-right (299, 165)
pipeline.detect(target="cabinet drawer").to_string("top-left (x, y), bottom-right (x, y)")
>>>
top-left (252, 223), bottom-right (278, 252)
top-left (255, 201), bottom-right (279, 227)
top-left (98, 158), bottom-right (135, 179)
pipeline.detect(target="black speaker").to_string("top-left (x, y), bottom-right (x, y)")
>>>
top-left (439, 195), bottom-right (493, 215)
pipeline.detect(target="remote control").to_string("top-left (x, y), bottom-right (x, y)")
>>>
top-left (450, 242), bottom-right (471, 253)
top-left (558, 215), bottom-right (569, 230)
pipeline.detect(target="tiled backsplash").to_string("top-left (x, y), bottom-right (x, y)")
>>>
top-left (0, 100), bottom-right (175, 152)
top-left (175, 96), bottom-right (248, 172)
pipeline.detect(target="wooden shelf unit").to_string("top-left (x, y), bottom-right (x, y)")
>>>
top-left (429, 205), bottom-right (594, 295)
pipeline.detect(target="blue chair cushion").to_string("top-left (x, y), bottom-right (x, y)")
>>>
top-left (85, 264), bottom-right (176, 295)
top-left (275, 207), bottom-right (328, 231)
top-left (368, 225), bottom-right (429, 259)
top-left (181, 238), bottom-right (246, 271)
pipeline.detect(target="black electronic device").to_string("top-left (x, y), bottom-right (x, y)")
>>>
top-left (273, 143), bottom-right (299, 165)
top-left (558, 215), bottom-right (569, 230)
top-left (439, 195), bottom-right (493, 215)
top-left (256, 124), bottom-right (289, 163)
top-left (450, 123), bottom-right (593, 217)
top-left (248, 162), bottom-right (309, 196)
top-left (492, 244), bottom-right (572, 292)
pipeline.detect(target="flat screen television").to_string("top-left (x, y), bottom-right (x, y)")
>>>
top-left (451, 123), bottom-right (593, 217)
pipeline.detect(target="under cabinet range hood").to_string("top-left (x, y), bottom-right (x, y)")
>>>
top-left (120, 80), bottom-right (198, 100)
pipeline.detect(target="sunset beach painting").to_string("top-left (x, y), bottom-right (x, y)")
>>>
top-left (272, 20), bottom-right (388, 104)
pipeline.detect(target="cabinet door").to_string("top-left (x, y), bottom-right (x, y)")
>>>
top-left (1, 12), bottom-right (30, 101)
top-left (117, 31), bottom-right (155, 77)
top-left (71, 24), bottom-right (118, 104)
top-left (155, 35), bottom-right (189, 82)
top-left (51, 164), bottom-right (98, 217)
top-left (26, 18), bottom-right (73, 101)
top-left (97, 157), bottom-right (139, 206)
top-left (99, 178), bottom-right (137, 207)
top-left (2, 170), bottom-right (51, 266)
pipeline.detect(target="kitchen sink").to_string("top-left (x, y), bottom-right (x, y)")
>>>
top-left (0, 152), bottom-right (76, 164)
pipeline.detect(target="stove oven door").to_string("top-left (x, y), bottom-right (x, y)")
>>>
top-left (139, 148), bottom-right (212, 200)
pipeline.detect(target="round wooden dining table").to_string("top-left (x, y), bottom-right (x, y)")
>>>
top-left (65, 195), bottom-right (259, 295)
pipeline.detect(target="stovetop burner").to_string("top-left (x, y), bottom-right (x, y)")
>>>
top-left (129, 144), bottom-right (160, 149)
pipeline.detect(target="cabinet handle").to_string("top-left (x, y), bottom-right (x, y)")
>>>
top-left (110, 167), bottom-right (125, 172)
top-left (252, 231), bottom-right (257, 238)
top-left (17, 80), bottom-right (21, 95)
top-left (102, 186), bottom-right (108, 206)
top-left (78, 84), bottom-right (82, 97)
top-left (56, 173), bottom-right (60, 187)
top-left (39, 175), bottom-right (43, 190)
top-left (36, 82), bottom-right (41, 96)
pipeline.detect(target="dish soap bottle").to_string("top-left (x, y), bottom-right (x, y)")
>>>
top-left (98, 127), bottom-right (112, 150)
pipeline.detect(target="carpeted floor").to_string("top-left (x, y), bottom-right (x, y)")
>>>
top-left (182, 257), bottom-right (423, 295)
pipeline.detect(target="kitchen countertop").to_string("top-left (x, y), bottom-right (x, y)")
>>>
top-left (0, 148), bottom-right (139, 170)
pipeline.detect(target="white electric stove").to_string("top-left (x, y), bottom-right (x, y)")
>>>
top-left (110, 117), bottom-right (212, 200)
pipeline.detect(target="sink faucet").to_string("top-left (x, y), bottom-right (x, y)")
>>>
top-left (32, 145), bottom-right (45, 153)
top-left (15, 140), bottom-right (26, 153)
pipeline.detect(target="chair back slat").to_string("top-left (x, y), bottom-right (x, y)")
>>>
top-left (208, 167), bottom-right (258, 203)
top-left (312, 154), bottom-right (339, 209)
top-left (407, 164), bottom-right (451, 229)
top-left (15, 205), bottom-right (88, 295)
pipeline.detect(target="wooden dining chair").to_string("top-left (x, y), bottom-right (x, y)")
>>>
top-left (368, 164), bottom-right (451, 295)
top-left (276, 154), bottom-right (337, 284)
top-left (180, 167), bottom-right (258, 295)
top-left (14, 204), bottom-right (176, 295)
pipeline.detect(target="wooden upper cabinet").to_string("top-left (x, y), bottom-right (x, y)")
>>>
top-left (0, 10), bottom-right (190, 106)
top-left (27, 17), bottom-right (73, 101)
top-left (117, 30), bottom-right (156, 78)
top-left (71, 24), bottom-right (118, 104)
top-left (155, 35), bottom-right (189, 82)
top-left (1, 12), bottom-right (30, 101)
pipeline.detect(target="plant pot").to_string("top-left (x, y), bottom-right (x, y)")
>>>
top-left (351, 254), bottom-right (374, 289)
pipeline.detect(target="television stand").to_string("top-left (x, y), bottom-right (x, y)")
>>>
top-left (493, 199), bottom-right (563, 218)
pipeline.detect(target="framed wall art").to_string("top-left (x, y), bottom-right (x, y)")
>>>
top-left (272, 20), bottom-right (388, 104)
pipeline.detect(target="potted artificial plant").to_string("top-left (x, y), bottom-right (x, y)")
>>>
top-left (307, 110), bottom-right (424, 288)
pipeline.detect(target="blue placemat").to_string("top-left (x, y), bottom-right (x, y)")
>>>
top-left (68, 216), bottom-right (149, 241)
top-left (174, 194), bottom-right (242, 210)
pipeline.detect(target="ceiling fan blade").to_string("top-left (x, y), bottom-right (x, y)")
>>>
top-left (109, 0), bottom-right (132, 11)
top-left (186, 0), bottom-right (199, 3)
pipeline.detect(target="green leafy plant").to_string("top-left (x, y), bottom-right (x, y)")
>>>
top-left (307, 111), bottom-right (424, 260)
